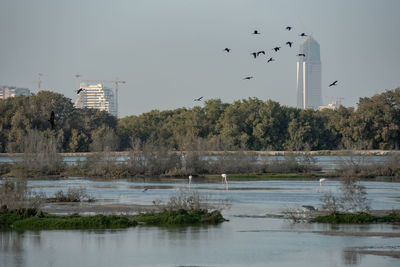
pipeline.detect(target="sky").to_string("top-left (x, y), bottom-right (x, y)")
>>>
top-left (1, 0), bottom-right (399, 117)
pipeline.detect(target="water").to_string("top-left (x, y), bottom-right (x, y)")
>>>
top-left (1, 178), bottom-right (400, 266)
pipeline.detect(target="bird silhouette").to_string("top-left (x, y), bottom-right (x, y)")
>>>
top-left (286, 26), bottom-right (293, 31)
top-left (194, 96), bottom-right (203, 101)
top-left (253, 30), bottom-right (260, 35)
top-left (297, 53), bottom-right (306, 57)
top-left (257, 51), bottom-right (265, 56)
top-left (251, 52), bottom-right (257, 59)
top-left (286, 41), bottom-right (293, 47)
top-left (224, 48), bottom-right (231, 52)
top-left (48, 111), bottom-right (55, 129)
top-left (76, 88), bottom-right (84, 94)
top-left (243, 76), bottom-right (253, 80)
top-left (267, 57), bottom-right (274, 63)
top-left (142, 188), bottom-right (148, 192)
top-left (299, 33), bottom-right (307, 37)
top-left (329, 80), bottom-right (338, 87)
top-left (273, 47), bottom-right (281, 52)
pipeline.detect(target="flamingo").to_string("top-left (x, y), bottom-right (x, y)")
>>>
top-left (221, 174), bottom-right (228, 184)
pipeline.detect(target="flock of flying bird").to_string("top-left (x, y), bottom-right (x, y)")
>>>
top-left (46, 26), bottom-right (339, 130)
top-left (194, 26), bottom-right (338, 101)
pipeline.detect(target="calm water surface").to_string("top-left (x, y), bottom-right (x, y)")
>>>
top-left (1, 178), bottom-right (400, 267)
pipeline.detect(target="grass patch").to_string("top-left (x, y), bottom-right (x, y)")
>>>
top-left (0, 206), bottom-right (226, 231)
top-left (311, 212), bottom-right (400, 224)
top-left (134, 209), bottom-right (225, 226)
top-left (0, 207), bottom-right (137, 230)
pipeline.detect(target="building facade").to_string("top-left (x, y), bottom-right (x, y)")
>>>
top-left (74, 83), bottom-right (117, 117)
top-left (296, 36), bottom-right (322, 110)
top-left (0, 86), bottom-right (31, 99)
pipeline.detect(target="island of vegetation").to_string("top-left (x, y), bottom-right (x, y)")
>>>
top-left (0, 181), bottom-right (226, 231)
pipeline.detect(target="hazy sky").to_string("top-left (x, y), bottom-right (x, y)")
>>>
top-left (1, 0), bottom-right (399, 117)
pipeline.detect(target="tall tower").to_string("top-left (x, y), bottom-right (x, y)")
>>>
top-left (296, 36), bottom-right (322, 109)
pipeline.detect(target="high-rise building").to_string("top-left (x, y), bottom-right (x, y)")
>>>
top-left (0, 86), bottom-right (31, 99)
top-left (74, 83), bottom-right (117, 117)
top-left (296, 36), bottom-right (322, 110)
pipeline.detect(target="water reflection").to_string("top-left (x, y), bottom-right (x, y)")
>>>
top-left (342, 249), bottom-right (363, 265)
top-left (1, 231), bottom-right (25, 267)
top-left (1, 178), bottom-right (400, 267)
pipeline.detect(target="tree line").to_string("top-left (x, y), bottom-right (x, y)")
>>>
top-left (0, 88), bottom-right (399, 153)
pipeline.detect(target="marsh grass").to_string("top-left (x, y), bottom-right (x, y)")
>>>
top-left (0, 207), bottom-right (137, 230)
top-left (311, 212), bottom-right (400, 224)
top-left (47, 188), bottom-right (95, 203)
top-left (8, 130), bottom-right (65, 177)
top-left (331, 152), bottom-right (400, 178)
top-left (136, 189), bottom-right (228, 226)
top-left (0, 179), bottom-right (45, 210)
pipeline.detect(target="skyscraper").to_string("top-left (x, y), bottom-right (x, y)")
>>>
top-left (296, 36), bottom-right (322, 110)
top-left (74, 83), bottom-right (117, 117)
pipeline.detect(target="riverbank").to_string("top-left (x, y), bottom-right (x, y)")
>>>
top-left (1, 149), bottom-right (400, 158)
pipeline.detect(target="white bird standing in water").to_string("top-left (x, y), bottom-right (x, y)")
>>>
top-left (188, 175), bottom-right (192, 184)
top-left (319, 178), bottom-right (327, 186)
top-left (221, 174), bottom-right (228, 184)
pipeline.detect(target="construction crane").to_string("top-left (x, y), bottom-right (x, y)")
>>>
top-left (82, 79), bottom-right (126, 118)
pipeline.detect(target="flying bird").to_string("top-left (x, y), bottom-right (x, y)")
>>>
top-left (194, 96), bottom-right (203, 101)
top-left (286, 41), bottom-right (293, 47)
top-left (76, 88), bottom-right (84, 94)
top-left (329, 80), bottom-right (338, 87)
top-left (243, 76), bottom-right (254, 80)
top-left (253, 30), bottom-right (260, 35)
top-left (267, 57), bottom-right (274, 63)
top-left (297, 53), bottom-right (306, 57)
top-left (251, 52), bottom-right (257, 59)
top-left (48, 111), bottom-right (55, 129)
top-left (273, 47), bottom-right (281, 52)
top-left (286, 26), bottom-right (293, 31)
top-left (299, 33), bottom-right (307, 37)
top-left (224, 48), bottom-right (231, 52)
top-left (256, 51), bottom-right (265, 56)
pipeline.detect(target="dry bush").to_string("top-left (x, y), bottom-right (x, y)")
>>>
top-left (297, 152), bottom-right (320, 173)
top-left (333, 153), bottom-right (400, 178)
top-left (267, 154), bottom-right (301, 173)
top-left (153, 189), bottom-right (231, 213)
top-left (208, 151), bottom-right (260, 174)
top-left (0, 179), bottom-right (45, 209)
top-left (374, 153), bottom-right (400, 178)
top-left (127, 138), bottom-right (182, 176)
top-left (52, 187), bottom-right (94, 202)
top-left (283, 207), bottom-right (312, 223)
top-left (12, 130), bottom-right (64, 176)
top-left (320, 177), bottom-right (370, 213)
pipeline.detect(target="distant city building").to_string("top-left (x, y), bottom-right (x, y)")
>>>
top-left (296, 36), bottom-right (322, 110)
top-left (74, 83), bottom-right (117, 117)
top-left (0, 86), bottom-right (31, 99)
top-left (318, 100), bottom-right (342, 111)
